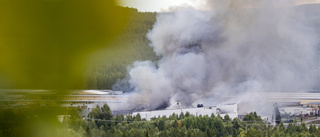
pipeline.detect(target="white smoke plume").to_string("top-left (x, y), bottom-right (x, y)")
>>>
top-left (118, 0), bottom-right (319, 112)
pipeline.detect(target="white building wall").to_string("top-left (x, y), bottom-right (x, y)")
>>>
top-left (133, 104), bottom-right (238, 121)
top-left (150, 109), bottom-right (181, 118)
top-left (219, 103), bottom-right (237, 113)
top-left (281, 107), bottom-right (313, 115)
top-left (182, 108), bottom-right (217, 117)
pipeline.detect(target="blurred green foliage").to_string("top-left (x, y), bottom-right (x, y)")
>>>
top-left (0, 0), bottom-right (159, 90)
top-left (0, 0), bottom-right (130, 136)
top-left (0, 0), bottom-right (129, 90)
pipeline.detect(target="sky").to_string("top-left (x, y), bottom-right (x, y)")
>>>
top-left (118, 0), bottom-right (201, 12)
top-left (119, 0), bottom-right (320, 12)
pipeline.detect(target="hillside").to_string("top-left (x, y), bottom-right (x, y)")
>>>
top-left (84, 8), bottom-right (159, 89)
top-left (84, 4), bottom-right (320, 90)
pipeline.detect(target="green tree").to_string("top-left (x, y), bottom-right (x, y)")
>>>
top-left (85, 125), bottom-right (92, 137)
top-left (179, 112), bottom-right (185, 119)
top-left (224, 114), bottom-right (231, 121)
top-left (246, 127), bottom-right (263, 137)
top-left (186, 111), bottom-right (190, 117)
top-left (300, 123), bottom-right (309, 132)
top-left (286, 122), bottom-right (296, 135)
top-left (205, 127), bottom-right (216, 137)
top-left (129, 129), bottom-right (145, 137)
top-left (158, 119), bottom-right (166, 131)
top-left (89, 103), bottom-right (113, 120)
top-left (243, 112), bottom-right (255, 122)
top-left (213, 117), bottom-right (226, 137)
top-left (274, 105), bottom-right (281, 125)
top-left (279, 122), bottom-right (285, 132)
top-left (211, 113), bottom-right (215, 118)
top-left (115, 114), bottom-right (125, 125)
top-left (309, 123), bottom-right (317, 134)
top-left (135, 113), bottom-right (142, 121)
top-left (101, 103), bottom-right (113, 120)
top-left (172, 120), bottom-right (179, 128)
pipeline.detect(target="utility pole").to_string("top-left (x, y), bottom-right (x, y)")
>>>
top-left (178, 102), bottom-right (182, 113)
top-left (317, 68), bottom-right (320, 92)
top-left (177, 102), bottom-right (182, 118)
top-left (273, 103), bottom-right (276, 126)
top-left (301, 111), bottom-right (303, 124)
top-left (87, 108), bottom-right (90, 127)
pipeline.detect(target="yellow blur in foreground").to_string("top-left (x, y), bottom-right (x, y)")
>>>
top-left (0, 0), bottom-right (128, 90)
top-left (0, 0), bottom-right (129, 137)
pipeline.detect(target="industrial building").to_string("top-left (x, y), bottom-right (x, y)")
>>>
top-left (132, 103), bottom-right (238, 120)
top-left (280, 107), bottom-right (313, 115)
top-left (5, 89), bottom-right (320, 122)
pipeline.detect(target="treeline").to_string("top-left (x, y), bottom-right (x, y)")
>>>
top-left (60, 104), bottom-right (320, 137)
top-left (84, 8), bottom-right (159, 90)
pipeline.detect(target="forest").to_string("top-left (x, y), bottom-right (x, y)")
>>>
top-left (84, 8), bottom-right (159, 90)
top-left (58, 104), bottom-right (320, 137)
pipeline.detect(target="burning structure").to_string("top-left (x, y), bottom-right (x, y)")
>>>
top-left (133, 103), bottom-right (238, 121)
top-left (114, 0), bottom-right (320, 115)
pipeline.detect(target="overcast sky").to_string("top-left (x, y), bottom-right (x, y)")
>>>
top-left (119, 0), bottom-right (320, 12)
top-left (118, 0), bottom-right (204, 12)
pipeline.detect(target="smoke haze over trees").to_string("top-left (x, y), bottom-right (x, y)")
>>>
top-left (79, 1), bottom-right (320, 114)
top-left (116, 1), bottom-right (320, 112)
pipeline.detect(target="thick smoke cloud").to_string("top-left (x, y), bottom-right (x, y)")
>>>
top-left (118, 0), bottom-right (319, 112)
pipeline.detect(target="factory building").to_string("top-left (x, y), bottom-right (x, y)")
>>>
top-left (132, 103), bottom-right (238, 120)
top-left (280, 106), bottom-right (314, 116)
